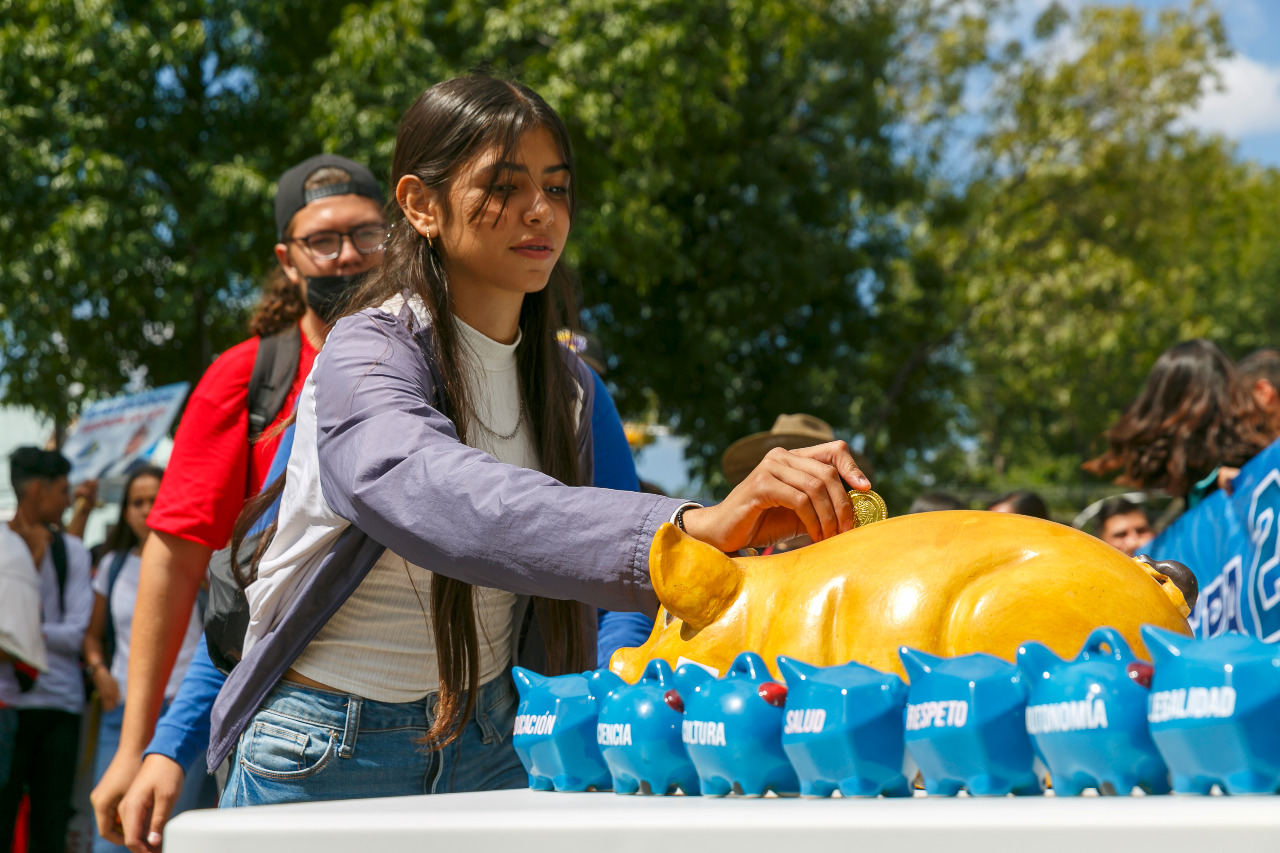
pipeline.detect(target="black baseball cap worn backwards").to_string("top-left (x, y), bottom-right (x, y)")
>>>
top-left (274, 154), bottom-right (384, 239)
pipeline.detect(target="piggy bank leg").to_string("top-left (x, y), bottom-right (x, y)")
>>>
top-left (1010, 776), bottom-right (1043, 796)
top-left (968, 773), bottom-right (1040, 797)
top-left (837, 777), bottom-right (884, 798)
top-left (1051, 773), bottom-right (1089, 797)
top-left (879, 776), bottom-right (913, 798)
top-left (674, 773), bottom-right (701, 796)
top-left (1138, 774), bottom-right (1172, 796)
top-left (553, 775), bottom-right (595, 792)
top-left (1133, 757), bottom-right (1171, 795)
top-left (701, 776), bottom-right (733, 798)
top-left (801, 778), bottom-right (837, 798)
top-left (612, 774), bottom-right (640, 795)
top-left (1223, 770), bottom-right (1280, 796)
top-left (922, 777), bottom-right (963, 797)
top-left (1097, 774), bottom-right (1139, 797)
top-left (965, 774), bottom-right (1009, 797)
top-left (1171, 774), bottom-right (1214, 796)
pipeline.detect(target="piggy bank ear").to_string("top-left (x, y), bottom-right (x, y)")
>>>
top-left (727, 651), bottom-right (770, 683)
top-left (641, 658), bottom-right (675, 688)
top-left (587, 669), bottom-right (626, 702)
top-left (1078, 627), bottom-right (1135, 663)
top-left (1017, 642), bottom-right (1061, 683)
top-left (1141, 624), bottom-right (1189, 665)
top-left (511, 667), bottom-right (542, 698)
top-left (775, 656), bottom-right (816, 686)
top-left (897, 647), bottom-right (939, 684)
top-left (650, 523), bottom-right (744, 631)
top-left (674, 662), bottom-right (716, 693)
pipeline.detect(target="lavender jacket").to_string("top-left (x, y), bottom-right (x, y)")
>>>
top-left (208, 295), bottom-right (685, 770)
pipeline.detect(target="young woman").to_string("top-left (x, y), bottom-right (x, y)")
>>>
top-left (82, 467), bottom-right (211, 852)
top-left (210, 75), bottom-right (869, 807)
top-left (1084, 339), bottom-right (1276, 505)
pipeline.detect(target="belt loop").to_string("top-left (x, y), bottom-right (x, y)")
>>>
top-left (339, 695), bottom-right (362, 759)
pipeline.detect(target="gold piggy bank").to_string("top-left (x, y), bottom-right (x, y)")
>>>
top-left (610, 510), bottom-right (1192, 682)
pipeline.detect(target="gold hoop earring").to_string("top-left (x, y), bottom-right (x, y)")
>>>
top-left (426, 226), bottom-right (434, 250)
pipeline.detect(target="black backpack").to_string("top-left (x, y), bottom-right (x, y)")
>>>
top-left (203, 326), bottom-right (301, 674)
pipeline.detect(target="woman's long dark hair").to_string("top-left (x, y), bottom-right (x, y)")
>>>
top-left (1084, 339), bottom-right (1273, 497)
top-left (232, 75), bottom-right (589, 749)
top-left (103, 466), bottom-right (165, 556)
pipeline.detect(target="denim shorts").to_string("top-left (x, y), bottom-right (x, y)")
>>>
top-left (220, 674), bottom-right (525, 807)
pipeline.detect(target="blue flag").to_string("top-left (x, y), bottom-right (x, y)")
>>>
top-left (1148, 439), bottom-right (1280, 641)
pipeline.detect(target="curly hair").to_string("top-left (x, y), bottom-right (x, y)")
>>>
top-left (246, 165), bottom-right (356, 337)
top-left (1084, 339), bottom-right (1273, 497)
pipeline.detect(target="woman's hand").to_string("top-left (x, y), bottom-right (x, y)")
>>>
top-left (92, 751), bottom-right (141, 847)
top-left (680, 440), bottom-right (870, 552)
top-left (119, 754), bottom-right (187, 853)
top-left (94, 666), bottom-right (121, 711)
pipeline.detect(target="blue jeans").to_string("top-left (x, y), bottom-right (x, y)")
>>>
top-left (220, 675), bottom-right (525, 807)
top-left (93, 703), bottom-right (218, 853)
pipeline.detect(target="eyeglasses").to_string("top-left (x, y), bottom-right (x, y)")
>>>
top-left (291, 224), bottom-right (387, 260)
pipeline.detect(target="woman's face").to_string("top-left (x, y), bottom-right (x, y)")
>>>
top-left (437, 126), bottom-right (572, 302)
top-left (124, 474), bottom-right (160, 545)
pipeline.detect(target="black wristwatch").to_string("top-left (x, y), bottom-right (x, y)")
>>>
top-left (672, 502), bottom-right (700, 532)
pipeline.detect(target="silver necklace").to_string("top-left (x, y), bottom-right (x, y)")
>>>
top-left (474, 402), bottom-right (525, 442)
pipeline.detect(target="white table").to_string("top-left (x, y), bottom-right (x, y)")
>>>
top-left (166, 788), bottom-right (1280, 853)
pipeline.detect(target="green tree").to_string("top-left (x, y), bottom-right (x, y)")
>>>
top-left (0, 0), bottom-right (353, 432)
top-left (896, 1), bottom-right (1279, 498)
top-left (305, 0), bottom-right (994, 503)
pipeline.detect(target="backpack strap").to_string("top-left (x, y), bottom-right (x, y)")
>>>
top-left (247, 325), bottom-right (303, 442)
top-left (49, 528), bottom-right (68, 615)
top-left (101, 549), bottom-right (131, 667)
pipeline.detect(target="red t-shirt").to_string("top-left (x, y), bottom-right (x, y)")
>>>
top-left (148, 326), bottom-right (317, 550)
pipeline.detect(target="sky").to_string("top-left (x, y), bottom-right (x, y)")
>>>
top-left (1054, 0), bottom-right (1280, 165)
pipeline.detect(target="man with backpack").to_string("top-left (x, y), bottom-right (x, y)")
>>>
top-left (90, 154), bottom-right (387, 851)
top-left (1, 447), bottom-right (93, 853)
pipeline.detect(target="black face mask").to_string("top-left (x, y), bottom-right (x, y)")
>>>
top-left (305, 272), bottom-right (368, 325)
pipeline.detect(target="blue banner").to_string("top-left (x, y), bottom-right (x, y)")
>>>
top-left (1149, 439), bottom-right (1280, 641)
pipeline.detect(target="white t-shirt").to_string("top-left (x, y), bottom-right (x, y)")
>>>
top-left (0, 526), bottom-right (47, 673)
top-left (286, 307), bottom-right (528, 702)
top-left (92, 550), bottom-right (204, 702)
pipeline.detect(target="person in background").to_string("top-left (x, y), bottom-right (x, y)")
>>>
top-left (91, 153), bottom-right (386, 850)
top-left (82, 467), bottom-right (210, 853)
top-left (908, 492), bottom-right (965, 513)
top-left (557, 329), bottom-right (656, 666)
top-left (1237, 348), bottom-right (1280, 435)
top-left (0, 525), bottom-right (48, 791)
top-left (1095, 496), bottom-right (1155, 557)
top-left (986, 490), bottom-right (1050, 519)
top-left (0, 448), bottom-right (93, 853)
top-left (1084, 339), bottom-right (1275, 508)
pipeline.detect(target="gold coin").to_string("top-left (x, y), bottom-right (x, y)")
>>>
top-left (848, 489), bottom-right (888, 528)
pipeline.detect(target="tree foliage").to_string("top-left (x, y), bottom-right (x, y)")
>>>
top-left (0, 0), bottom-right (354, 430)
top-left (909, 0), bottom-right (1280, 496)
top-left (3, 0), bottom-right (1278, 507)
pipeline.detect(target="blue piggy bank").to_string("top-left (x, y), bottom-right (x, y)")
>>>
top-left (776, 656), bottom-right (912, 798)
top-left (1018, 627), bottom-right (1170, 795)
top-left (671, 652), bottom-right (800, 797)
top-left (1143, 626), bottom-right (1280, 795)
top-left (588, 660), bottom-right (700, 795)
top-left (899, 647), bottom-right (1042, 796)
top-left (511, 668), bottom-right (611, 792)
